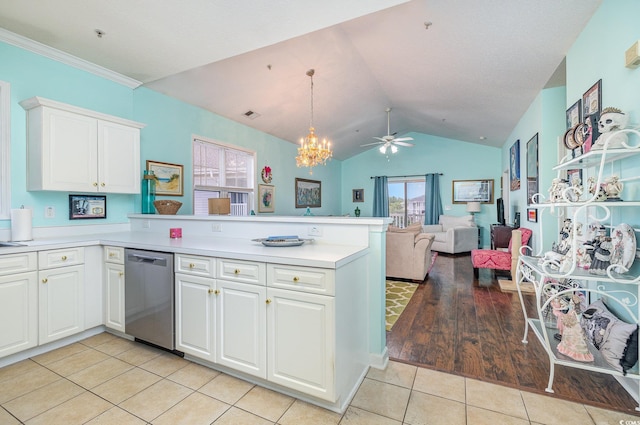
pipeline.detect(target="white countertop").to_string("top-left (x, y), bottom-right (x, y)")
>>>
top-left (1, 232), bottom-right (368, 269)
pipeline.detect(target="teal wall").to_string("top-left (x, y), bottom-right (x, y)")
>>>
top-left (502, 0), bottom-right (640, 250)
top-left (0, 42), bottom-right (341, 229)
top-left (343, 132), bottom-right (501, 246)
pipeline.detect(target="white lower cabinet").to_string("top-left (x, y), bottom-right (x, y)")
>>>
top-left (38, 264), bottom-right (85, 344)
top-left (266, 287), bottom-right (335, 401)
top-left (38, 248), bottom-right (85, 345)
top-left (104, 262), bottom-right (125, 332)
top-left (175, 273), bottom-right (216, 362)
top-left (0, 252), bottom-right (38, 358)
top-left (216, 279), bottom-right (267, 378)
top-left (104, 246), bottom-right (125, 332)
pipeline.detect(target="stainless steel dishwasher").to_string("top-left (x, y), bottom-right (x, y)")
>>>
top-left (125, 249), bottom-right (176, 351)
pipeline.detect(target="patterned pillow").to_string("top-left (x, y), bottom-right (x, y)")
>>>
top-left (581, 299), bottom-right (637, 372)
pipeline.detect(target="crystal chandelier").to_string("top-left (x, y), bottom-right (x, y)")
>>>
top-left (296, 69), bottom-right (332, 175)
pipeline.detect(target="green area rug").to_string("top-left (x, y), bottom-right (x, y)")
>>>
top-left (385, 280), bottom-right (419, 331)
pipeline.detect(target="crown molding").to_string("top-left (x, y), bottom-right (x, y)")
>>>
top-left (0, 27), bottom-right (142, 89)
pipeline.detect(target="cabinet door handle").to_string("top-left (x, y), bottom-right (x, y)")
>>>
top-left (208, 288), bottom-right (214, 294)
top-left (61, 255), bottom-right (67, 261)
top-left (101, 183), bottom-right (105, 187)
top-left (188, 263), bottom-right (195, 269)
top-left (234, 269), bottom-right (240, 275)
top-left (109, 252), bottom-right (116, 258)
top-left (215, 289), bottom-right (220, 295)
top-left (119, 272), bottom-right (124, 277)
top-left (42, 278), bottom-right (48, 284)
top-left (265, 298), bottom-right (272, 304)
top-left (93, 182), bottom-right (98, 187)
top-left (292, 276), bottom-right (300, 283)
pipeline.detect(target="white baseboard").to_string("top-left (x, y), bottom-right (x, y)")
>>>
top-left (369, 346), bottom-right (389, 370)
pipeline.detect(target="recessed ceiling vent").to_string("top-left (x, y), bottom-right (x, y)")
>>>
top-left (243, 110), bottom-right (261, 120)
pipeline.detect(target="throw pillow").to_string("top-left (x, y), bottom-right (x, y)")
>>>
top-left (580, 299), bottom-right (637, 372)
top-left (388, 223), bottom-right (422, 234)
top-left (621, 327), bottom-right (639, 374)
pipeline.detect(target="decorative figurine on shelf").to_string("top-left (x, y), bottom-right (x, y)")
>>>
top-left (592, 107), bottom-right (629, 150)
top-left (603, 175), bottom-right (624, 201)
top-left (589, 236), bottom-right (613, 275)
top-left (548, 178), bottom-right (569, 203)
top-left (583, 225), bottom-right (607, 267)
top-left (567, 174), bottom-right (583, 201)
top-left (587, 177), bottom-right (608, 202)
top-left (556, 300), bottom-right (594, 362)
top-left (354, 207), bottom-right (361, 217)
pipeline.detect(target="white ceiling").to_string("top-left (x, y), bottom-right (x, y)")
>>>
top-left (0, 0), bottom-right (601, 160)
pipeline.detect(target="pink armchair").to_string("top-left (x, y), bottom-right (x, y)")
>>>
top-left (471, 228), bottom-right (532, 278)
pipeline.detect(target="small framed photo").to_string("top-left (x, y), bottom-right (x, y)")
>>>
top-left (527, 208), bottom-right (538, 223)
top-left (258, 184), bottom-right (275, 213)
top-left (295, 178), bottom-right (321, 208)
top-left (582, 79), bottom-right (602, 117)
top-left (146, 160), bottom-right (184, 196)
top-left (566, 99), bottom-right (582, 129)
top-left (69, 195), bottom-right (106, 219)
top-left (352, 189), bottom-right (364, 202)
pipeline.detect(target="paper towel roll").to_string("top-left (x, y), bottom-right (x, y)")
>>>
top-left (11, 208), bottom-right (33, 241)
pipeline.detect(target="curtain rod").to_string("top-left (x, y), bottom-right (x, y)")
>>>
top-left (369, 173), bottom-right (443, 179)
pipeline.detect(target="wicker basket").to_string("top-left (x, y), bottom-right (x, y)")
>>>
top-left (153, 200), bottom-right (182, 215)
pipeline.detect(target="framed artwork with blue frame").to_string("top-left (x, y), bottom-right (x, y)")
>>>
top-left (510, 139), bottom-right (520, 191)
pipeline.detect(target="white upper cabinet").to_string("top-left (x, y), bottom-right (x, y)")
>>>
top-left (20, 97), bottom-right (144, 194)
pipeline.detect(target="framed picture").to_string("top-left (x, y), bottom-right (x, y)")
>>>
top-left (295, 178), bottom-right (321, 208)
top-left (452, 179), bottom-right (494, 204)
top-left (509, 139), bottom-right (520, 191)
top-left (527, 208), bottom-right (538, 223)
top-left (582, 79), bottom-right (602, 117)
top-left (566, 99), bottom-right (582, 129)
top-left (526, 133), bottom-right (539, 205)
top-left (352, 188), bottom-right (364, 202)
top-left (258, 184), bottom-right (275, 213)
top-left (146, 160), bottom-right (184, 196)
top-left (69, 195), bottom-right (106, 219)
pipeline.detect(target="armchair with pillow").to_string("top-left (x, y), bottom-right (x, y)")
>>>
top-left (422, 215), bottom-right (479, 254)
top-left (386, 223), bottom-right (436, 281)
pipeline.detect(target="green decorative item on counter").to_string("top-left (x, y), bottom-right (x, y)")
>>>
top-left (141, 170), bottom-right (156, 214)
top-left (355, 207), bottom-right (360, 217)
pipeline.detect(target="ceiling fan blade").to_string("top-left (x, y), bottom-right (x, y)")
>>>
top-left (393, 137), bottom-right (414, 142)
top-left (394, 141), bottom-right (414, 147)
top-left (372, 136), bottom-right (388, 142)
top-left (360, 141), bottom-right (384, 147)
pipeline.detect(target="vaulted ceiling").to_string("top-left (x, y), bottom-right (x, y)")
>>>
top-left (0, 0), bottom-right (601, 159)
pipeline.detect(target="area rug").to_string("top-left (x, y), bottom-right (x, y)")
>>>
top-left (498, 279), bottom-right (535, 293)
top-left (385, 252), bottom-right (438, 331)
top-left (386, 280), bottom-right (419, 331)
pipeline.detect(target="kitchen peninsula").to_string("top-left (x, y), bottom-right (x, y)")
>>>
top-left (0, 214), bottom-right (389, 413)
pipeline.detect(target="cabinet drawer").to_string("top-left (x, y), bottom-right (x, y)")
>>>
top-left (175, 254), bottom-right (215, 277)
top-left (38, 248), bottom-right (84, 269)
top-left (104, 246), bottom-right (124, 264)
top-left (0, 252), bottom-right (37, 276)
top-left (217, 258), bottom-right (265, 285)
top-left (267, 264), bottom-right (335, 295)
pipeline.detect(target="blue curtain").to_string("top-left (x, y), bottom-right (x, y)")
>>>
top-left (372, 176), bottom-right (389, 217)
top-left (424, 173), bottom-right (443, 225)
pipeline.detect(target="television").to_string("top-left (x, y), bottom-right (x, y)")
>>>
top-left (496, 198), bottom-right (505, 225)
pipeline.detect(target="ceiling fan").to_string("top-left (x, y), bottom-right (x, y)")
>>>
top-left (361, 107), bottom-right (414, 154)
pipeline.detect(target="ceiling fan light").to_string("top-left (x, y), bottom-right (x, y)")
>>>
top-left (390, 145), bottom-right (398, 154)
top-left (379, 145), bottom-right (387, 154)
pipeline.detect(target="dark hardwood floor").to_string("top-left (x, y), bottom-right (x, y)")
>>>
top-left (386, 253), bottom-right (640, 415)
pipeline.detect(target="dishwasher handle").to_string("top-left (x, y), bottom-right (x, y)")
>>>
top-left (127, 253), bottom-right (168, 266)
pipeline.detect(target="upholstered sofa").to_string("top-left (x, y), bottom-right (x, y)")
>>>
top-left (421, 215), bottom-right (478, 254)
top-left (386, 224), bottom-right (436, 281)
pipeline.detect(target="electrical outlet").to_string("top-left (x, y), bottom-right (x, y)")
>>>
top-left (212, 223), bottom-right (222, 232)
top-left (445, 205), bottom-right (452, 211)
top-left (45, 206), bottom-right (55, 218)
top-left (308, 226), bottom-right (323, 237)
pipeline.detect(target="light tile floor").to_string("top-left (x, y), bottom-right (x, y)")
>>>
top-left (0, 332), bottom-right (637, 424)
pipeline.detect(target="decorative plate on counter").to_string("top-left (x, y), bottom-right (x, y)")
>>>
top-left (252, 236), bottom-right (314, 247)
top-left (610, 223), bottom-right (636, 273)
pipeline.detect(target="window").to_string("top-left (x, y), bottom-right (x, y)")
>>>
top-left (0, 81), bottom-right (10, 219)
top-left (192, 137), bottom-right (255, 216)
top-left (388, 178), bottom-right (425, 227)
